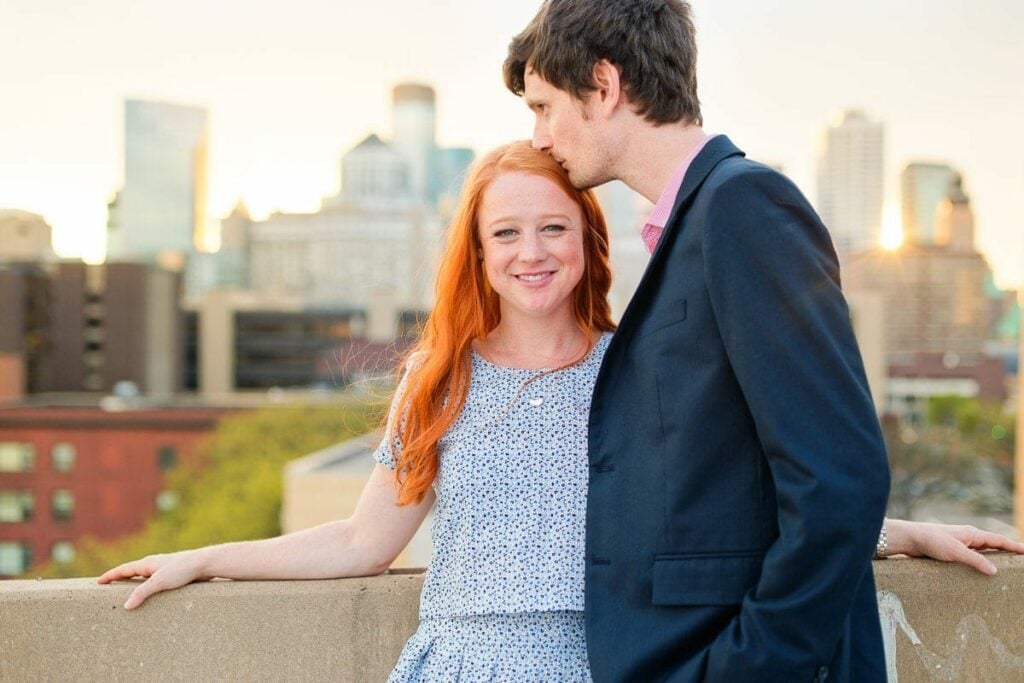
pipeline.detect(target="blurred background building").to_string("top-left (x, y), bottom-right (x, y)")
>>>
top-left (845, 172), bottom-right (993, 364)
top-left (594, 181), bottom-right (650, 318)
top-left (107, 99), bottom-right (210, 266)
top-left (816, 109), bottom-right (884, 257)
top-left (0, 211), bottom-right (56, 263)
top-left (202, 83), bottom-right (474, 331)
top-left (0, 261), bottom-right (183, 401)
top-left (901, 162), bottom-right (956, 246)
top-left (392, 84), bottom-right (436, 206)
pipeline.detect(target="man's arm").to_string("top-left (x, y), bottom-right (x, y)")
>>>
top-left (699, 167), bottom-right (890, 679)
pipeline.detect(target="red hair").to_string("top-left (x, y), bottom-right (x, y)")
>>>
top-left (390, 141), bottom-right (616, 504)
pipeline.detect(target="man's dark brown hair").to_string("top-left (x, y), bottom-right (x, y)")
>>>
top-left (503, 0), bottom-right (702, 126)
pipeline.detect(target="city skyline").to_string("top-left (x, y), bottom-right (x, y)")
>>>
top-left (1, 0), bottom-right (1021, 287)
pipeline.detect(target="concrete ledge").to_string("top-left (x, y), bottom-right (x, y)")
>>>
top-left (2, 557), bottom-right (1022, 682)
top-left (1, 570), bottom-right (423, 682)
top-left (874, 553), bottom-right (1024, 681)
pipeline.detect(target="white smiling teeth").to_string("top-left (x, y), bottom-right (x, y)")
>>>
top-left (518, 273), bottom-right (548, 282)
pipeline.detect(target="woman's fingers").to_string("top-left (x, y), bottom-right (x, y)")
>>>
top-left (942, 539), bottom-right (997, 576)
top-left (108, 554), bottom-right (202, 609)
top-left (96, 559), bottom-right (157, 584)
top-left (916, 525), bottom-right (1016, 575)
top-left (123, 576), bottom-right (169, 610)
top-left (962, 528), bottom-right (1024, 554)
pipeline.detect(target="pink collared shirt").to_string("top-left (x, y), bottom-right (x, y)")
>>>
top-left (641, 133), bottom-right (718, 254)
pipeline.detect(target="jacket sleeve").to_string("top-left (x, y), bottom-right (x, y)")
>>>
top-left (698, 167), bottom-right (890, 680)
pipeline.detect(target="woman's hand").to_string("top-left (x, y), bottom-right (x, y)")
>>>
top-left (97, 550), bottom-right (211, 609)
top-left (884, 518), bottom-right (1024, 576)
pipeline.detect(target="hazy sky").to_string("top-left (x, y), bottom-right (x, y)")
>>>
top-left (1, 0), bottom-right (1022, 287)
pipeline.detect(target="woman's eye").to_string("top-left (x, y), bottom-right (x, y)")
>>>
top-left (494, 229), bottom-right (517, 238)
top-left (543, 224), bottom-right (566, 233)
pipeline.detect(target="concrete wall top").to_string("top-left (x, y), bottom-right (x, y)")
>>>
top-left (2, 557), bottom-right (1023, 682)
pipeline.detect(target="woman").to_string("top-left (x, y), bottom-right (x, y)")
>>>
top-left (99, 142), bottom-right (1024, 680)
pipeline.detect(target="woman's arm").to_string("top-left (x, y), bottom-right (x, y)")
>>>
top-left (97, 464), bottom-right (432, 609)
top-left (883, 518), bottom-right (1024, 575)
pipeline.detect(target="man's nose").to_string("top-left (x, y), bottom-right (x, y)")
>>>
top-left (532, 120), bottom-right (551, 151)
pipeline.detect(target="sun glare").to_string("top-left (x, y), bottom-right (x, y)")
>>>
top-left (879, 203), bottom-right (903, 251)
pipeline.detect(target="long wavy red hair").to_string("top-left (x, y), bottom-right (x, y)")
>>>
top-left (389, 141), bottom-right (616, 504)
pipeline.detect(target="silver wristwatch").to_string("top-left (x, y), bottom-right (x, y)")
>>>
top-left (874, 522), bottom-right (888, 560)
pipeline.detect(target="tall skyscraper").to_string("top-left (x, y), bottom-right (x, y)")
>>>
top-left (901, 162), bottom-right (956, 245)
top-left (392, 84), bottom-right (436, 205)
top-left (815, 110), bottom-right (884, 255)
top-left (107, 99), bottom-right (209, 263)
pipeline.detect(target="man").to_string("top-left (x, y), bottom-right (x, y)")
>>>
top-left (504, 2), bottom-right (891, 681)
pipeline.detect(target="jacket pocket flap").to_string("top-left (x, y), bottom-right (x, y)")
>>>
top-left (651, 553), bottom-right (763, 606)
top-left (639, 298), bottom-right (687, 337)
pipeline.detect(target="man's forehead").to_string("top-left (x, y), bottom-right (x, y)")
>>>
top-left (523, 69), bottom-right (557, 101)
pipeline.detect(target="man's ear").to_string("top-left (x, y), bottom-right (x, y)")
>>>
top-left (591, 59), bottom-right (624, 117)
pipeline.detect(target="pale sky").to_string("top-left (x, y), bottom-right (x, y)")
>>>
top-left (1, 0), bottom-right (1021, 287)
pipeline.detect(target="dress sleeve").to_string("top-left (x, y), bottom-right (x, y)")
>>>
top-left (371, 354), bottom-right (421, 470)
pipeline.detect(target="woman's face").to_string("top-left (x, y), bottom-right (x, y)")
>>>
top-left (477, 171), bottom-right (586, 324)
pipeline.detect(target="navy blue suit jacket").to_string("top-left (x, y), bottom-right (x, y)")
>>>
top-left (584, 136), bottom-right (891, 682)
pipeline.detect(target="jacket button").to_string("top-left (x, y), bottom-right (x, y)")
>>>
top-left (816, 666), bottom-right (829, 681)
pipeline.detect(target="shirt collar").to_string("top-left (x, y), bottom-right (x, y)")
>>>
top-left (643, 133), bottom-right (717, 230)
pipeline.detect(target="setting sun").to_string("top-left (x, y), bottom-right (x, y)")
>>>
top-left (879, 202), bottom-right (904, 251)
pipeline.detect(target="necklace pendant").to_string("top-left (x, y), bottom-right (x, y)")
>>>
top-left (528, 397), bottom-right (544, 407)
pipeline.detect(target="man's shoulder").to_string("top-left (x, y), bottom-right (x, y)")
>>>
top-left (703, 155), bottom-right (792, 197)
top-left (692, 155), bottom-right (810, 219)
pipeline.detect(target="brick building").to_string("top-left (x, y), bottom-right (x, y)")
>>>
top-left (886, 353), bottom-right (1008, 424)
top-left (0, 403), bottom-right (239, 576)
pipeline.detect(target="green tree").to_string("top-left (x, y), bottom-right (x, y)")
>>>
top-left (28, 401), bottom-right (384, 579)
top-left (926, 395), bottom-right (1016, 459)
top-left (886, 395), bottom-right (1015, 519)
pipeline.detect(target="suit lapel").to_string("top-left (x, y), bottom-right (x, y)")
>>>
top-left (614, 136), bottom-right (746, 336)
top-left (648, 135), bottom-right (745, 262)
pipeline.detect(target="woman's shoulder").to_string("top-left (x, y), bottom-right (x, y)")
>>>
top-left (404, 349), bottom-right (429, 371)
top-left (593, 330), bottom-right (614, 355)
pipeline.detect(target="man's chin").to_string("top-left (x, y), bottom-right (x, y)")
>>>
top-left (570, 174), bottom-right (611, 192)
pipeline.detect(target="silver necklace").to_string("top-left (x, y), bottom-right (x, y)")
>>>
top-left (479, 338), bottom-right (593, 426)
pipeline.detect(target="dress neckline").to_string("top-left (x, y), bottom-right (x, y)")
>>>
top-left (470, 331), bottom-right (611, 372)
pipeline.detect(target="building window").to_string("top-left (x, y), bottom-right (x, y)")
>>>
top-left (155, 490), bottom-right (179, 512)
top-left (0, 491), bottom-right (34, 523)
top-left (51, 443), bottom-right (76, 472)
top-left (0, 443), bottom-right (35, 472)
top-left (0, 542), bottom-right (32, 576)
top-left (51, 541), bottom-right (76, 565)
top-left (158, 446), bottom-right (178, 471)
top-left (52, 490), bottom-right (74, 521)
